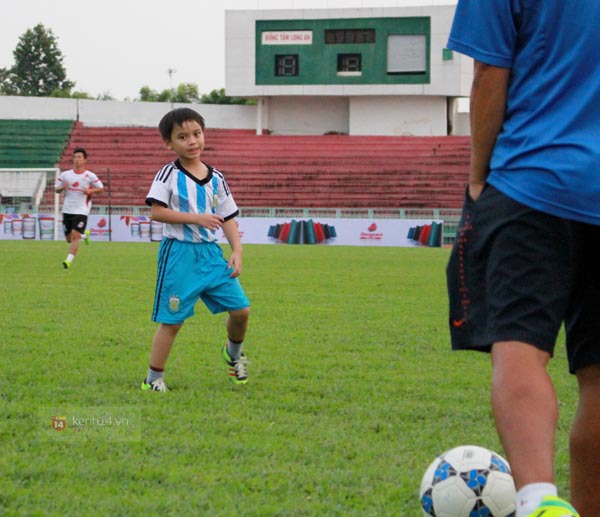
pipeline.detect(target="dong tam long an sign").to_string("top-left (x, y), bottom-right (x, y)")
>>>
top-left (262, 31), bottom-right (313, 45)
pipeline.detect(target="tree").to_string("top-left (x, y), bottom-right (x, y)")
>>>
top-left (138, 85), bottom-right (159, 102)
top-left (172, 83), bottom-right (200, 103)
top-left (137, 83), bottom-right (201, 104)
top-left (200, 88), bottom-right (255, 105)
top-left (137, 85), bottom-right (256, 105)
top-left (0, 23), bottom-right (74, 97)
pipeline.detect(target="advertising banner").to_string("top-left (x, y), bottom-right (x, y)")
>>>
top-left (0, 213), bottom-right (442, 247)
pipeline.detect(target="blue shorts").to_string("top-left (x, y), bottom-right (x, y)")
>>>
top-left (152, 239), bottom-right (250, 324)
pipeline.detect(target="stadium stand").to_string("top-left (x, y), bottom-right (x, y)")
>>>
top-left (0, 119), bottom-right (73, 168)
top-left (56, 122), bottom-right (469, 209)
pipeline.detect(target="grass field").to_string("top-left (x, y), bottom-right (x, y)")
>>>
top-left (0, 240), bottom-right (578, 516)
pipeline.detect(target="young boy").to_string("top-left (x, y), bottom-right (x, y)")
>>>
top-left (142, 108), bottom-right (250, 392)
top-left (55, 147), bottom-right (104, 268)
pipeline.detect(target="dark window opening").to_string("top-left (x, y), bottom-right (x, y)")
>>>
top-left (275, 55), bottom-right (299, 76)
top-left (325, 29), bottom-right (375, 44)
top-left (338, 54), bottom-right (362, 72)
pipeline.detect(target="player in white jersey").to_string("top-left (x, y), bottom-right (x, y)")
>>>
top-left (55, 147), bottom-right (104, 269)
top-left (141, 108), bottom-right (250, 392)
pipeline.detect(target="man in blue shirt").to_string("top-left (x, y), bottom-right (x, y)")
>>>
top-left (446, 2), bottom-right (600, 516)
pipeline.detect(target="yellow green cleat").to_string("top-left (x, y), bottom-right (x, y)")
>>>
top-left (527, 496), bottom-right (579, 517)
top-left (222, 346), bottom-right (248, 384)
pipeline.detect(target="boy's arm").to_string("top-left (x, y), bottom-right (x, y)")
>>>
top-left (150, 203), bottom-right (224, 231)
top-left (222, 217), bottom-right (243, 278)
top-left (55, 176), bottom-right (66, 194)
top-left (83, 176), bottom-right (105, 196)
top-left (83, 186), bottom-right (104, 195)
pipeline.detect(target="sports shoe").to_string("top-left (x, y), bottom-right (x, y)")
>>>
top-left (84, 229), bottom-right (91, 245)
top-left (62, 260), bottom-right (71, 269)
top-left (141, 377), bottom-right (168, 392)
top-left (526, 496), bottom-right (580, 517)
top-left (222, 346), bottom-right (248, 384)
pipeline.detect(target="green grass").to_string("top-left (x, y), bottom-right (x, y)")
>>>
top-left (0, 241), bottom-right (578, 516)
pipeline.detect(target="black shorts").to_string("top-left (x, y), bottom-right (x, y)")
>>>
top-left (446, 184), bottom-right (600, 373)
top-left (62, 213), bottom-right (88, 236)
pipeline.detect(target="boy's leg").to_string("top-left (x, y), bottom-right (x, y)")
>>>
top-left (62, 231), bottom-right (81, 269)
top-left (570, 364), bottom-right (600, 516)
top-left (149, 323), bottom-right (182, 370)
top-left (227, 308), bottom-right (250, 344)
top-left (68, 231), bottom-right (83, 256)
top-left (142, 323), bottom-right (182, 391)
top-left (62, 217), bottom-right (75, 268)
top-left (223, 308), bottom-right (250, 384)
top-left (63, 215), bottom-right (88, 267)
top-left (225, 307), bottom-right (250, 360)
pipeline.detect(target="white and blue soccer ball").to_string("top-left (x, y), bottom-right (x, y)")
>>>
top-left (420, 445), bottom-right (516, 517)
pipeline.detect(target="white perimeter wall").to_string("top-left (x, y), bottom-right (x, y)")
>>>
top-left (0, 95), bottom-right (256, 129)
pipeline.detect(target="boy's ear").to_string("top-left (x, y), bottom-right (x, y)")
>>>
top-left (163, 139), bottom-right (173, 150)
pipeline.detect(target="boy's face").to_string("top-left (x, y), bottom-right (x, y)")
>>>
top-left (165, 120), bottom-right (205, 162)
top-left (73, 152), bottom-right (87, 171)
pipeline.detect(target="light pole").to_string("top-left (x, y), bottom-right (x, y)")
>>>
top-left (167, 68), bottom-right (176, 108)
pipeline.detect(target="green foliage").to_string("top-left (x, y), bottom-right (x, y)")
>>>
top-left (0, 67), bottom-right (18, 95)
top-left (201, 88), bottom-right (256, 105)
top-left (0, 241), bottom-right (577, 515)
top-left (138, 85), bottom-right (255, 105)
top-left (0, 23), bottom-right (74, 97)
top-left (173, 83), bottom-right (201, 103)
top-left (137, 83), bottom-right (201, 104)
top-left (50, 89), bottom-right (93, 99)
top-left (95, 91), bottom-right (116, 101)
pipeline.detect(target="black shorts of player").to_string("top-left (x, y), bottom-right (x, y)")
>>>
top-left (446, 184), bottom-right (600, 374)
top-left (62, 213), bottom-right (88, 236)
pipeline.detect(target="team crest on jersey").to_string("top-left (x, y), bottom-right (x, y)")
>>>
top-left (168, 295), bottom-right (180, 313)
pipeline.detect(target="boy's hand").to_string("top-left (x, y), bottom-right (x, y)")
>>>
top-left (228, 250), bottom-right (243, 278)
top-left (196, 213), bottom-right (224, 231)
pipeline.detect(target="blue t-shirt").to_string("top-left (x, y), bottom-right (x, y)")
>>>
top-left (448, 0), bottom-right (600, 224)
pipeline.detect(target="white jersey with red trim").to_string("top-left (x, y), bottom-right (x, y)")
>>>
top-left (56, 169), bottom-right (103, 215)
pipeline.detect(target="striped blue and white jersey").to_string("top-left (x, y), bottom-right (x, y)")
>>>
top-left (145, 160), bottom-right (239, 243)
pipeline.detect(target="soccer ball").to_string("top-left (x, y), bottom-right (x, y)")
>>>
top-left (420, 445), bottom-right (516, 517)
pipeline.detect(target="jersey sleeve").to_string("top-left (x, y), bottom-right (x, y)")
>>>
top-left (214, 169), bottom-right (239, 221)
top-left (55, 171), bottom-right (67, 189)
top-left (447, 0), bottom-right (519, 68)
top-left (89, 172), bottom-right (104, 189)
top-left (145, 163), bottom-right (175, 207)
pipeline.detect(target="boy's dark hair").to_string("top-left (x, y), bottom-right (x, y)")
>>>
top-left (73, 147), bottom-right (87, 159)
top-left (159, 108), bottom-right (206, 141)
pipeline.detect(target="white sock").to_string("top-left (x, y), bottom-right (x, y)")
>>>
top-left (226, 339), bottom-right (243, 361)
top-left (66, 253), bottom-right (75, 263)
top-left (515, 483), bottom-right (557, 517)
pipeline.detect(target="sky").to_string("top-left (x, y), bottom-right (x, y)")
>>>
top-left (1, 0), bottom-right (456, 101)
